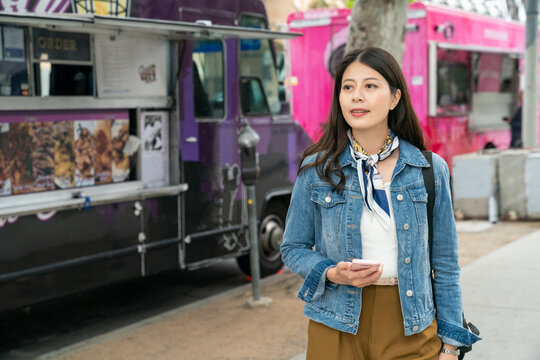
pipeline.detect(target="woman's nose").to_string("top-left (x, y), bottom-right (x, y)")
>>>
top-left (353, 91), bottom-right (363, 102)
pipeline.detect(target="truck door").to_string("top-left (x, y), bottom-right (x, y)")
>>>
top-left (180, 39), bottom-right (244, 267)
top-left (235, 14), bottom-right (304, 276)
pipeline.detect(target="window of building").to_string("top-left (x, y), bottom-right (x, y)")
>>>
top-left (436, 49), bottom-right (471, 115)
top-left (472, 52), bottom-right (519, 94)
top-left (239, 15), bottom-right (282, 116)
top-left (192, 40), bottom-right (225, 119)
top-left (0, 25), bottom-right (29, 96)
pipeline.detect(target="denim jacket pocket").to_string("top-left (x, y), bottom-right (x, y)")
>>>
top-left (408, 186), bottom-right (428, 203)
top-left (309, 185), bottom-right (347, 242)
top-left (407, 185), bottom-right (429, 245)
top-left (310, 186), bottom-right (347, 207)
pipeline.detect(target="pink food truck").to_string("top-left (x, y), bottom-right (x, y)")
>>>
top-left (287, 2), bottom-right (540, 167)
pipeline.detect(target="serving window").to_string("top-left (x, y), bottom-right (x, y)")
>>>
top-left (472, 52), bottom-right (519, 94)
top-left (0, 24), bottom-right (169, 101)
top-left (0, 25), bottom-right (169, 196)
top-left (469, 52), bottom-right (520, 131)
top-left (32, 29), bottom-right (94, 96)
top-left (434, 47), bottom-right (520, 131)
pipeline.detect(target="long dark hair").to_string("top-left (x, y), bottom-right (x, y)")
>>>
top-left (300, 47), bottom-right (426, 192)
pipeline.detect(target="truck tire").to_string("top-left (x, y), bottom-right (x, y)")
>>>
top-left (237, 201), bottom-right (287, 277)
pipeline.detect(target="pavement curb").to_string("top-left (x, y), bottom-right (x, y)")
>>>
top-left (37, 271), bottom-right (299, 360)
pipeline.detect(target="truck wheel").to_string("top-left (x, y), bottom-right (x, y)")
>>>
top-left (237, 202), bottom-right (287, 277)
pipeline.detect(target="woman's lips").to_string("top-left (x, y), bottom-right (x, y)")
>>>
top-left (351, 109), bottom-right (369, 117)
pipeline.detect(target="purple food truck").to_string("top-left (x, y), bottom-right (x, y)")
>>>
top-left (0, 0), bottom-right (309, 312)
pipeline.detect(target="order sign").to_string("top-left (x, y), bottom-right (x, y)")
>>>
top-left (32, 29), bottom-right (90, 61)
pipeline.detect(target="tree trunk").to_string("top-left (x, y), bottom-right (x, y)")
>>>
top-left (505, 0), bottom-right (516, 20)
top-left (345, 0), bottom-right (409, 63)
top-left (505, 0), bottom-right (525, 21)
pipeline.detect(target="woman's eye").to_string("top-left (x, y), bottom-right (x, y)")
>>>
top-left (366, 84), bottom-right (377, 89)
top-left (342, 84), bottom-right (353, 91)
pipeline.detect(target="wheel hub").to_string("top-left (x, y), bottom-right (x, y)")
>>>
top-left (259, 214), bottom-right (284, 262)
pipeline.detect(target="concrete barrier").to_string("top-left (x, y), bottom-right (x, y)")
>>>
top-left (525, 153), bottom-right (540, 218)
top-left (498, 150), bottom-right (529, 219)
top-left (452, 149), bottom-right (540, 220)
top-left (452, 153), bottom-right (498, 219)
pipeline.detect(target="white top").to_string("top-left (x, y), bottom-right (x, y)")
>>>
top-left (360, 184), bottom-right (398, 278)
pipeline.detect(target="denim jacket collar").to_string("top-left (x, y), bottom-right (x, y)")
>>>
top-left (337, 138), bottom-right (430, 169)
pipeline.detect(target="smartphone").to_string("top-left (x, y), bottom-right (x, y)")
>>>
top-left (351, 259), bottom-right (381, 271)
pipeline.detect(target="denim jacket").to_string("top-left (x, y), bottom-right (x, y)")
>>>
top-left (280, 139), bottom-right (481, 347)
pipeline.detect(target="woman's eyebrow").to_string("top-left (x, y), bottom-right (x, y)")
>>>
top-left (342, 77), bottom-right (381, 83)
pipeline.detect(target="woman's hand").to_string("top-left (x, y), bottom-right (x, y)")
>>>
top-left (326, 261), bottom-right (383, 287)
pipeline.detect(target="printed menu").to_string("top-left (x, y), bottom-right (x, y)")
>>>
top-left (53, 121), bottom-right (75, 189)
top-left (94, 120), bottom-right (112, 184)
top-left (0, 124), bottom-right (10, 195)
top-left (74, 120), bottom-right (96, 187)
top-left (32, 122), bottom-right (55, 192)
top-left (111, 119), bottom-right (130, 182)
top-left (10, 123), bottom-right (34, 194)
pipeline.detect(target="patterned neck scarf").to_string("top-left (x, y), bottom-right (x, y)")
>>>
top-left (347, 129), bottom-right (399, 229)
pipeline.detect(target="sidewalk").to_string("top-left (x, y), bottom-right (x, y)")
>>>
top-left (36, 223), bottom-right (540, 360)
top-left (461, 229), bottom-right (540, 360)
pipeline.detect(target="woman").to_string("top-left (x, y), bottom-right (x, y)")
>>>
top-left (280, 48), bottom-right (480, 359)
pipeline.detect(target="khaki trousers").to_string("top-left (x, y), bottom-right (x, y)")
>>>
top-left (306, 286), bottom-right (441, 360)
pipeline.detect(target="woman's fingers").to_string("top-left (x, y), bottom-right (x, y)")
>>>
top-left (331, 262), bottom-right (385, 287)
top-left (351, 265), bottom-right (380, 277)
top-left (349, 264), bottom-right (384, 287)
top-left (327, 262), bottom-right (352, 285)
top-left (336, 261), bottom-right (352, 271)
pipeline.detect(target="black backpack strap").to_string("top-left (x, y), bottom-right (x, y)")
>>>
top-left (421, 150), bottom-right (436, 311)
top-left (421, 150), bottom-right (435, 272)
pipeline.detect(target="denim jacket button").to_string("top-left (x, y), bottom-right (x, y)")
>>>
top-left (403, 223), bottom-right (410, 230)
top-left (406, 290), bottom-right (413, 297)
top-left (404, 257), bottom-right (411, 264)
top-left (325, 196), bottom-right (331, 203)
top-left (412, 325), bottom-right (419, 331)
top-left (397, 194), bottom-right (404, 201)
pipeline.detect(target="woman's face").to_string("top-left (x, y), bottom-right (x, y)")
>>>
top-left (339, 61), bottom-right (400, 135)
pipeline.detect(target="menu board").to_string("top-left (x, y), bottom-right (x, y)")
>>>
top-left (0, 112), bottom-right (131, 196)
top-left (95, 34), bottom-right (167, 98)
